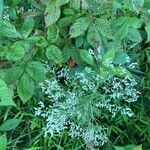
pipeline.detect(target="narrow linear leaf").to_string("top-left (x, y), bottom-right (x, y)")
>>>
top-left (0, 134), bottom-right (7, 150)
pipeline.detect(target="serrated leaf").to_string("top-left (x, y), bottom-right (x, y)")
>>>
top-left (3, 66), bottom-right (23, 85)
top-left (103, 49), bottom-right (116, 61)
top-left (126, 17), bottom-right (141, 29)
top-left (132, 0), bottom-right (144, 13)
top-left (17, 73), bottom-right (34, 103)
top-left (145, 21), bottom-right (150, 42)
top-left (21, 17), bottom-right (34, 38)
top-left (58, 16), bottom-right (74, 28)
top-left (96, 18), bottom-right (112, 38)
top-left (62, 45), bottom-right (71, 63)
top-left (0, 134), bottom-right (7, 150)
top-left (57, 0), bottom-right (69, 6)
top-left (70, 47), bottom-right (82, 64)
top-left (45, 7), bottom-right (61, 27)
top-left (115, 25), bottom-right (128, 40)
top-left (127, 28), bottom-right (142, 43)
top-left (47, 25), bottom-right (59, 43)
top-left (46, 45), bottom-right (63, 64)
top-left (0, 0), bottom-right (3, 19)
top-left (114, 52), bottom-right (129, 65)
top-left (0, 118), bottom-right (21, 131)
top-left (36, 36), bottom-right (48, 48)
top-left (6, 41), bottom-right (26, 61)
top-left (70, 0), bottom-right (88, 10)
top-left (0, 79), bottom-right (16, 106)
top-left (69, 17), bottom-right (89, 38)
top-left (87, 27), bottom-right (101, 47)
top-left (26, 61), bottom-right (46, 82)
top-left (79, 49), bottom-right (94, 65)
top-left (26, 36), bottom-right (40, 44)
top-left (0, 20), bottom-right (20, 38)
top-left (75, 36), bottom-right (84, 48)
top-left (63, 8), bottom-right (75, 15)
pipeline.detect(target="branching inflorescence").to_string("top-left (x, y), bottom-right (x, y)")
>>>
top-left (35, 60), bottom-right (140, 148)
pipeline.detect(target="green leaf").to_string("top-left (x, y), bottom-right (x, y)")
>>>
top-left (115, 25), bottom-right (128, 40)
top-left (145, 21), bottom-right (150, 42)
top-left (58, 16), bottom-right (75, 28)
top-left (21, 17), bottom-right (34, 38)
top-left (75, 36), bottom-right (84, 48)
top-left (57, 0), bottom-right (69, 6)
top-left (126, 17), bottom-right (141, 29)
top-left (87, 27), bottom-right (101, 47)
top-left (0, 79), bottom-right (16, 106)
top-left (115, 145), bottom-right (142, 150)
top-left (26, 61), bottom-right (46, 82)
top-left (47, 25), bottom-right (59, 43)
top-left (3, 66), bottom-right (23, 85)
top-left (63, 8), bottom-right (75, 15)
top-left (115, 146), bottom-right (124, 150)
top-left (0, 118), bottom-right (21, 131)
top-left (96, 18), bottom-right (112, 38)
top-left (0, 45), bottom-right (7, 57)
top-left (36, 36), bottom-right (48, 48)
top-left (79, 49), bottom-right (94, 65)
top-left (17, 73), bottom-right (34, 103)
top-left (45, 7), bottom-right (61, 27)
top-left (0, 20), bottom-right (21, 38)
top-left (0, 134), bottom-right (7, 150)
top-left (62, 45), bottom-right (71, 63)
top-left (133, 145), bottom-right (142, 150)
top-left (70, 0), bottom-right (88, 10)
top-left (69, 17), bottom-right (89, 38)
top-left (103, 49), bottom-right (116, 61)
top-left (6, 41), bottom-right (26, 61)
top-left (26, 36), bottom-right (40, 44)
top-left (0, 0), bottom-right (3, 19)
top-left (70, 47), bottom-right (82, 64)
top-left (114, 52), bottom-right (129, 65)
top-left (132, 0), bottom-right (144, 13)
top-left (127, 28), bottom-right (142, 43)
top-left (46, 45), bottom-right (63, 64)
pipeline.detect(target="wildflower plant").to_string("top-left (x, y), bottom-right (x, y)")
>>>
top-left (35, 56), bottom-right (140, 148)
top-left (0, 0), bottom-right (149, 149)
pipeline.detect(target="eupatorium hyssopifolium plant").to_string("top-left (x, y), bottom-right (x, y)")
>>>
top-left (0, 0), bottom-right (149, 149)
top-left (0, 0), bottom-right (148, 104)
top-left (35, 54), bottom-right (140, 148)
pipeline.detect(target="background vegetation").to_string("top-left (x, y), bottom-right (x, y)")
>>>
top-left (0, 0), bottom-right (150, 150)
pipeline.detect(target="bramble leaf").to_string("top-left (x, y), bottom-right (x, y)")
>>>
top-left (70, 17), bottom-right (89, 38)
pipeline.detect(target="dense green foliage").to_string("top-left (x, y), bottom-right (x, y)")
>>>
top-left (0, 0), bottom-right (150, 149)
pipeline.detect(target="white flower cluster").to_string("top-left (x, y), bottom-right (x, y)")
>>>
top-left (35, 65), bottom-right (140, 148)
top-left (103, 76), bottom-right (140, 103)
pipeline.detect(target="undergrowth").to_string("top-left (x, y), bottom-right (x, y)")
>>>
top-left (0, 0), bottom-right (150, 150)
